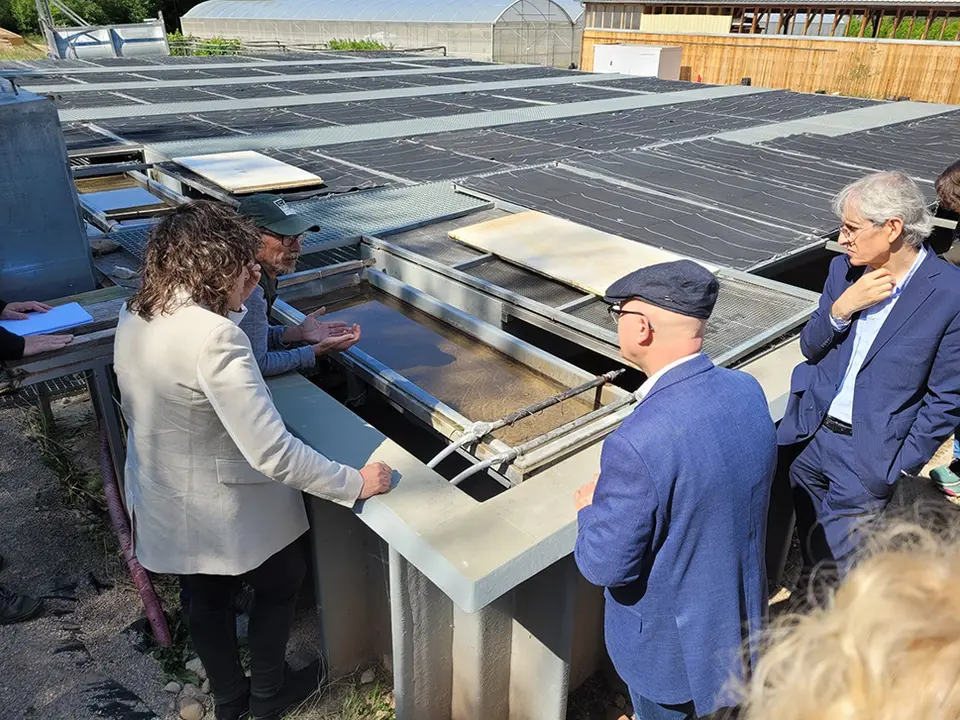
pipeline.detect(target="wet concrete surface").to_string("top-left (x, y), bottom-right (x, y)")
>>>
top-left (311, 293), bottom-right (600, 446)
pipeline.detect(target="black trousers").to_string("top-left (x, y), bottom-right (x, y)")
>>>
top-left (179, 539), bottom-right (306, 704)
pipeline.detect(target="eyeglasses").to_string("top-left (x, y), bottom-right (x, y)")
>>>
top-left (607, 304), bottom-right (654, 329)
top-left (839, 221), bottom-right (882, 240)
top-left (265, 231), bottom-right (304, 248)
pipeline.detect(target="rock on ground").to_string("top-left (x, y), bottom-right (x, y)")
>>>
top-left (178, 697), bottom-right (205, 720)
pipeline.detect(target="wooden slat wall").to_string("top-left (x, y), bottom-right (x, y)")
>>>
top-left (582, 30), bottom-right (960, 103)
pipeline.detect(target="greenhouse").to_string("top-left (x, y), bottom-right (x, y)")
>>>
top-left (181, 0), bottom-right (585, 67)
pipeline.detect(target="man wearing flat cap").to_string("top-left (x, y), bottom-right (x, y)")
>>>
top-left (238, 194), bottom-right (361, 377)
top-left (574, 260), bottom-right (776, 720)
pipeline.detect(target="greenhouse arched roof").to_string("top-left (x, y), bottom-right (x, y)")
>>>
top-left (184, 0), bottom-right (583, 24)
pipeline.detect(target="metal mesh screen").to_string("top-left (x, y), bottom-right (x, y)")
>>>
top-left (109, 224), bottom-right (155, 259)
top-left (291, 184), bottom-right (490, 249)
top-left (297, 245), bottom-right (362, 268)
top-left (565, 274), bottom-right (815, 364)
top-left (564, 297), bottom-right (617, 334)
top-left (109, 186), bottom-right (488, 260)
top-left (705, 273), bottom-right (814, 359)
top-left (0, 374), bottom-right (88, 409)
top-left (466, 257), bottom-right (583, 308)
top-left (379, 208), bottom-right (506, 265)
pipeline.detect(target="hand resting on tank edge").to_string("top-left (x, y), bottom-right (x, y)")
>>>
top-left (358, 461), bottom-right (393, 500)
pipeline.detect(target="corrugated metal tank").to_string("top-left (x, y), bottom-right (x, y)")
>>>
top-left (0, 90), bottom-right (95, 300)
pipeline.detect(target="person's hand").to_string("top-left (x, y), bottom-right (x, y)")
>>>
top-left (311, 324), bottom-right (361, 357)
top-left (298, 307), bottom-right (352, 345)
top-left (240, 262), bottom-right (261, 304)
top-left (21, 334), bottom-right (73, 357)
top-left (831, 268), bottom-right (896, 322)
top-left (574, 474), bottom-right (600, 511)
top-left (358, 461), bottom-right (393, 499)
top-left (2, 301), bottom-right (52, 320)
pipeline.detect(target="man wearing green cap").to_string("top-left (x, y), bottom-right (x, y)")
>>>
top-left (237, 194), bottom-right (360, 377)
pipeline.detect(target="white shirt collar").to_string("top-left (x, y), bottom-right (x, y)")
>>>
top-left (228, 306), bottom-right (248, 325)
top-left (635, 352), bottom-right (703, 402)
top-left (893, 244), bottom-right (927, 297)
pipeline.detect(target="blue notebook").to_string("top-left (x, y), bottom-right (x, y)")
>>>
top-left (0, 302), bottom-right (94, 337)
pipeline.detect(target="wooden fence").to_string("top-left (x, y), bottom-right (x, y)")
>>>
top-left (582, 30), bottom-right (960, 104)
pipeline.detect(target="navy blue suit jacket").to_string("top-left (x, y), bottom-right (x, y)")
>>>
top-left (778, 252), bottom-right (960, 496)
top-left (575, 354), bottom-right (776, 716)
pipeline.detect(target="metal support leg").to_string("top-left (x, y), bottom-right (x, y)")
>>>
top-left (87, 364), bottom-right (125, 485)
top-left (36, 384), bottom-right (55, 432)
top-left (390, 548), bottom-right (453, 720)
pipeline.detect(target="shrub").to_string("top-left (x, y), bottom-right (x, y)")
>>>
top-left (327, 38), bottom-right (387, 51)
top-left (167, 30), bottom-right (242, 56)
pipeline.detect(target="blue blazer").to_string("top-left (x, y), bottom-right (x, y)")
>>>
top-left (778, 252), bottom-right (960, 496)
top-left (575, 354), bottom-right (776, 716)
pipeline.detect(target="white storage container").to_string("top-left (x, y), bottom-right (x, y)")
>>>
top-left (592, 43), bottom-right (682, 80)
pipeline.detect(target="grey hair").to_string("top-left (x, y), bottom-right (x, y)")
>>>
top-left (832, 171), bottom-right (934, 248)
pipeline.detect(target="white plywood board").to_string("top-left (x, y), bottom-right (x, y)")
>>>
top-left (172, 150), bottom-right (323, 193)
top-left (449, 210), bottom-right (715, 297)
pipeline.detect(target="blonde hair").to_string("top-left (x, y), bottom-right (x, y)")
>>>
top-left (739, 522), bottom-right (960, 720)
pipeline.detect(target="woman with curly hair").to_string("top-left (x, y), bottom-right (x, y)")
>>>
top-left (114, 201), bottom-right (393, 720)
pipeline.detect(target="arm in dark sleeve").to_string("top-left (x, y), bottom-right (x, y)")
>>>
top-left (0, 327), bottom-right (25, 362)
top-left (800, 257), bottom-right (852, 363)
top-left (575, 432), bottom-right (659, 588)
top-left (0, 298), bottom-right (25, 361)
top-left (899, 312), bottom-right (960, 474)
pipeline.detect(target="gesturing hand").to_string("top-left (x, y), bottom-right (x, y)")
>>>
top-left (311, 324), bottom-right (361, 357)
top-left (299, 307), bottom-right (352, 345)
top-left (2, 301), bottom-right (52, 320)
top-left (574, 473), bottom-right (600, 511)
top-left (358, 461), bottom-right (393, 499)
top-left (832, 268), bottom-right (896, 322)
top-left (22, 334), bottom-right (73, 357)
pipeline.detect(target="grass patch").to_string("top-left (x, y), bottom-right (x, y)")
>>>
top-left (168, 31), bottom-right (243, 56)
top-left (327, 38), bottom-right (389, 51)
top-left (0, 35), bottom-right (47, 61)
top-left (285, 669), bottom-right (395, 720)
top-left (23, 397), bottom-right (105, 513)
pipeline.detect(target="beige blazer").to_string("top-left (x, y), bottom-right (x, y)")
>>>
top-left (113, 300), bottom-right (363, 576)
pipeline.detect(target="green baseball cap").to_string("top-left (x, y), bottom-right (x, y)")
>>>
top-left (238, 194), bottom-right (320, 236)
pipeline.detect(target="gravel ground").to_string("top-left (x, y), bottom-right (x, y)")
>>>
top-left (0, 388), bottom-right (952, 720)
top-left (0, 396), bottom-right (175, 720)
top-left (0, 393), bottom-right (335, 720)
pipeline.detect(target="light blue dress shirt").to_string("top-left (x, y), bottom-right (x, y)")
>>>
top-left (827, 246), bottom-right (928, 424)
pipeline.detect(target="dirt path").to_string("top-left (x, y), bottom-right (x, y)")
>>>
top-left (0, 396), bottom-right (175, 720)
top-left (0, 392), bottom-right (382, 720)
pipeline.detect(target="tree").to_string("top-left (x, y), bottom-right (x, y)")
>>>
top-left (6, 0), bottom-right (39, 32)
top-left (0, 0), bottom-right (203, 34)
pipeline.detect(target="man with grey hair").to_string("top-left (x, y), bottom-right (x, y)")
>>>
top-left (778, 171), bottom-right (960, 572)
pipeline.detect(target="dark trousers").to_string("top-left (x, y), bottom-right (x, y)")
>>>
top-left (630, 690), bottom-right (698, 720)
top-left (788, 427), bottom-right (887, 572)
top-left (179, 540), bottom-right (306, 704)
